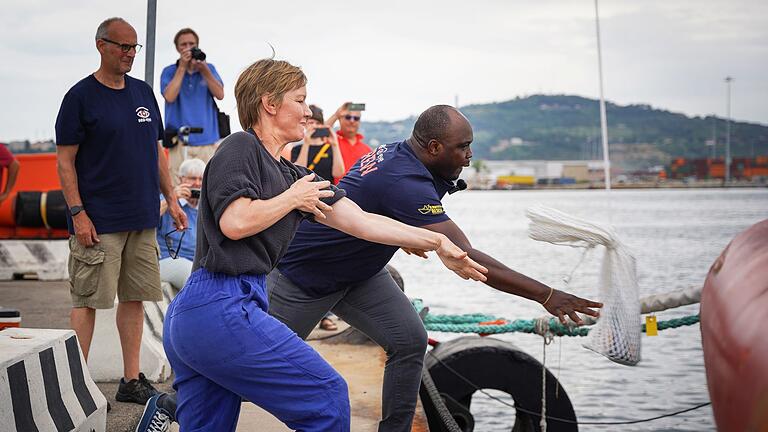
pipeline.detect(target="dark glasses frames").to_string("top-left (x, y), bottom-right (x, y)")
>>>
top-left (163, 228), bottom-right (186, 259)
top-left (344, 115), bottom-right (361, 122)
top-left (101, 38), bottom-right (143, 53)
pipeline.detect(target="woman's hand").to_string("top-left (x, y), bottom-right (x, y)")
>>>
top-left (543, 290), bottom-right (602, 325)
top-left (435, 235), bottom-right (488, 281)
top-left (289, 174), bottom-right (335, 219)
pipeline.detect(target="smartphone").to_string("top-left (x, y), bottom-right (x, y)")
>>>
top-left (311, 127), bottom-right (331, 138)
top-left (347, 103), bottom-right (366, 111)
top-left (190, 188), bottom-right (201, 199)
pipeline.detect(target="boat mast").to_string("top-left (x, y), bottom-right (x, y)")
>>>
top-left (144, 0), bottom-right (158, 88)
top-left (594, 0), bottom-right (611, 190)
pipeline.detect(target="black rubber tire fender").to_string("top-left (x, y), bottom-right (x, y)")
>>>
top-left (420, 336), bottom-right (578, 432)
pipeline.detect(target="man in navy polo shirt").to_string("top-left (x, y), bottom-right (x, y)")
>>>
top-left (55, 17), bottom-right (187, 405)
top-left (269, 105), bottom-right (602, 431)
top-left (161, 28), bottom-right (224, 182)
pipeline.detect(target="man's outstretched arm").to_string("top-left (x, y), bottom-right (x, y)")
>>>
top-left (421, 219), bottom-right (602, 324)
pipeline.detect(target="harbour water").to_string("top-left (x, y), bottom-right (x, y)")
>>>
top-left (389, 188), bottom-right (768, 431)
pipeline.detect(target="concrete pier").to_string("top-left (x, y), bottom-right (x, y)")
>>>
top-left (0, 280), bottom-right (428, 431)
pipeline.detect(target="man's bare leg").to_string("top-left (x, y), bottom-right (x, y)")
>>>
top-left (116, 301), bottom-right (143, 381)
top-left (70, 307), bottom-right (96, 361)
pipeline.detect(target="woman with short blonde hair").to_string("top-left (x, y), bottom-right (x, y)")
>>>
top-left (161, 58), bottom-right (487, 432)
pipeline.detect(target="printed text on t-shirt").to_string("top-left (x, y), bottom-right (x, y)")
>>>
top-left (359, 145), bottom-right (388, 176)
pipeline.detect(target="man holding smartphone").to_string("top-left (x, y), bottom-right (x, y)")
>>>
top-left (156, 158), bottom-right (205, 292)
top-left (326, 102), bottom-right (371, 181)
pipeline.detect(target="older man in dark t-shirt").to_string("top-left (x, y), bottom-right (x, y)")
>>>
top-left (55, 17), bottom-right (186, 405)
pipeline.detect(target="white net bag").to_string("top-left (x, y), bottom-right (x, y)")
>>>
top-left (526, 205), bottom-right (641, 366)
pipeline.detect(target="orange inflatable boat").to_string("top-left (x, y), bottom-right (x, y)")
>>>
top-left (0, 153), bottom-right (68, 239)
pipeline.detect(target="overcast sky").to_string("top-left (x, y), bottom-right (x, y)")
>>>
top-left (1, 0), bottom-right (766, 141)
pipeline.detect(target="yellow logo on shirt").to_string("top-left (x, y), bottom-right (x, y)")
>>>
top-left (417, 204), bottom-right (444, 215)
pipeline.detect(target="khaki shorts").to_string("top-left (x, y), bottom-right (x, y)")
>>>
top-left (68, 229), bottom-right (162, 309)
top-left (169, 143), bottom-right (217, 186)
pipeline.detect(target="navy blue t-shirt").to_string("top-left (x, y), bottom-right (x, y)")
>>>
top-left (278, 141), bottom-right (453, 295)
top-left (55, 74), bottom-right (163, 234)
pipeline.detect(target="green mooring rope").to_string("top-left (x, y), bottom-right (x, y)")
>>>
top-left (411, 300), bottom-right (700, 337)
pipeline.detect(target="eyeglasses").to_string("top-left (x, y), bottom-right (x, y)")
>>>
top-left (101, 38), bottom-right (143, 54)
top-left (163, 228), bottom-right (186, 259)
top-left (344, 115), bottom-right (361, 122)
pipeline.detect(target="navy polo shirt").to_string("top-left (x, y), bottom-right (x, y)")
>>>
top-left (278, 141), bottom-right (453, 295)
top-left (160, 63), bottom-right (222, 146)
top-left (55, 74), bottom-right (163, 234)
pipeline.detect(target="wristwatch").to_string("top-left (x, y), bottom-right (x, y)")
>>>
top-left (70, 205), bottom-right (85, 216)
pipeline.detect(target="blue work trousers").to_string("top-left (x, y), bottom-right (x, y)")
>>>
top-left (163, 269), bottom-right (350, 431)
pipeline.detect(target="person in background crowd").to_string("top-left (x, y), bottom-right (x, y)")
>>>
top-left (55, 17), bottom-right (186, 406)
top-left (0, 144), bottom-right (20, 205)
top-left (291, 104), bottom-right (345, 181)
top-left (161, 28), bottom-right (224, 182)
top-left (326, 102), bottom-right (370, 180)
top-left (289, 104), bottom-right (344, 330)
top-left (157, 158), bottom-right (205, 292)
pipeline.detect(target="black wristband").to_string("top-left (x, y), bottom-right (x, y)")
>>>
top-left (70, 205), bottom-right (84, 216)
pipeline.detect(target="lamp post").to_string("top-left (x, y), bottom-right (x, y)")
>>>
top-left (144, 0), bottom-right (157, 89)
top-left (594, 0), bottom-right (611, 190)
top-left (724, 77), bottom-right (733, 184)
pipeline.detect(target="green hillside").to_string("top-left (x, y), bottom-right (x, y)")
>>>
top-left (360, 95), bottom-right (768, 169)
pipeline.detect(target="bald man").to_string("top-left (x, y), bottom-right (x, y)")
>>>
top-left (55, 17), bottom-right (186, 405)
top-left (269, 105), bottom-right (602, 431)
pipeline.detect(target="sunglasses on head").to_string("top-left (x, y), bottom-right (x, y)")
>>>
top-left (344, 115), bottom-right (361, 122)
top-left (163, 228), bottom-right (186, 259)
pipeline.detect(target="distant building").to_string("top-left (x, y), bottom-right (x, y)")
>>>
top-left (668, 156), bottom-right (768, 180)
top-left (461, 159), bottom-right (607, 189)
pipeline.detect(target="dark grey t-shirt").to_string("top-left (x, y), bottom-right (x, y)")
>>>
top-left (192, 130), bottom-right (346, 275)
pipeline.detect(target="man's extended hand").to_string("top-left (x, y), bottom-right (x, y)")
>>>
top-left (544, 290), bottom-right (602, 325)
top-left (167, 201), bottom-right (188, 231)
top-left (73, 212), bottom-right (100, 248)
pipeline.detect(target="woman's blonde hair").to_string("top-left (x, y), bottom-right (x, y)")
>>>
top-left (235, 59), bottom-right (307, 130)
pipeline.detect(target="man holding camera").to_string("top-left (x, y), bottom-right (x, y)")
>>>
top-left (161, 28), bottom-right (224, 182)
top-left (157, 158), bottom-right (205, 292)
top-left (326, 102), bottom-right (371, 181)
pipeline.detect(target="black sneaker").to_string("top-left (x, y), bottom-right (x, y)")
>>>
top-left (116, 372), bottom-right (159, 405)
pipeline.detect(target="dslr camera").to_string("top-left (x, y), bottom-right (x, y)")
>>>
top-left (190, 47), bottom-right (207, 62)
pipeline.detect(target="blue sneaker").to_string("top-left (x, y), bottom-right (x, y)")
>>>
top-left (135, 393), bottom-right (172, 432)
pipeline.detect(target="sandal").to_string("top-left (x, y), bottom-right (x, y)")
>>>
top-left (319, 317), bottom-right (338, 331)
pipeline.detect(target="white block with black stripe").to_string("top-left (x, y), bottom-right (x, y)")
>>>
top-left (0, 328), bottom-right (107, 432)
